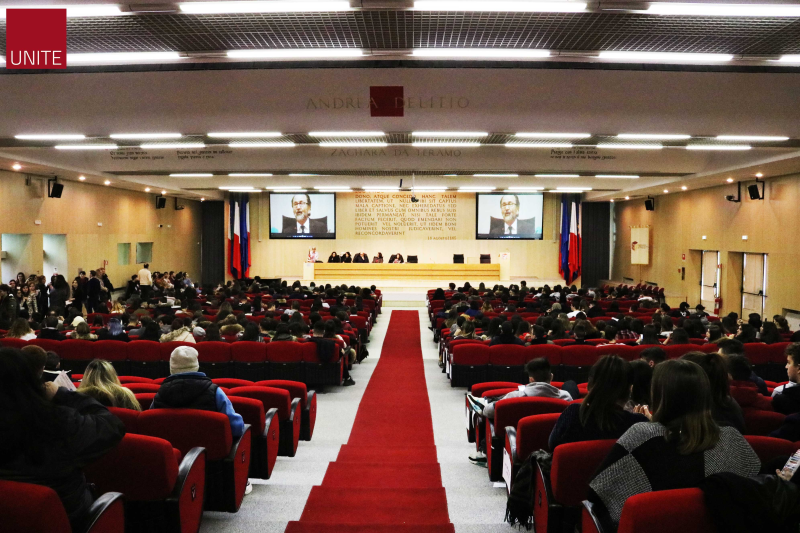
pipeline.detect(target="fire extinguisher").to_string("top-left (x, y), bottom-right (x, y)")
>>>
top-left (714, 297), bottom-right (722, 315)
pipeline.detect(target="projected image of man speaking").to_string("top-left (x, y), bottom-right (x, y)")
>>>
top-left (489, 195), bottom-right (536, 235)
top-left (281, 194), bottom-right (329, 235)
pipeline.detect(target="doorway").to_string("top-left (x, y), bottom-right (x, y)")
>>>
top-left (742, 253), bottom-right (768, 319)
top-left (700, 250), bottom-right (720, 312)
top-left (43, 234), bottom-right (68, 280)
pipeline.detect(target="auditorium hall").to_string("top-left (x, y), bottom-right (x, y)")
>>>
top-left (2, 2), bottom-right (800, 532)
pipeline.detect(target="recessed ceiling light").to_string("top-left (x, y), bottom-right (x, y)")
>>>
top-left (756, 172), bottom-right (763, 178)
top-left (412, 131), bottom-right (488, 137)
top-left (681, 186), bottom-right (688, 191)
top-left (219, 186), bottom-right (256, 190)
top-left (727, 178), bottom-right (735, 183)
top-left (715, 135), bottom-right (789, 142)
top-left (474, 173), bottom-right (519, 178)
top-left (663, 189), bottom-right (669, 193)
top-left (170, 173), bottom-right (213, 177)
top-left (226, 189), bottom-right (262, 193)
top-left (69, 52), bottom-right (182, 64)
top-left (595, 174), bottom-right (640, 179)
top-left (180, 1), bottom-right (352, 14)
top-left (228, 173), bottom-right (273, 177)
top-left (320, 142), bottom-right (388, 147)
top-left (515, 132), bottom-right (590, 139)
top-left (0, 5), bottom-right (122, 18)
top-left (506, 142), bottom-right (574, 148)
top-left (597, 143), bottom-right (663, 150)
top-left (646, 3), bottom-right (800, 17)
top-left (17, 134), bottom-right (85, 140)
top-left (610, 199), bottom-right (614, 203)
top-left (12, 163), bottom-right (21, 171)
top-left (161, 190), bottom-right (167, 195)
top-left (104, 180), bottom-right (111, 185)
top-left (616, 133), bottom-right (691, 140)
top-left (227, 49), bottom-right (363, 59)
top-left (535, 174), bottom-right (580, 178)
top-left (506, 187), bottom-right (545, 191)
top-left (55, 144), bottom-right (118, 150)
top-left (777, 55), bottom-right (800, 63)
top-left (413, 1), bottom-right (587, 13)
top-left (599, 51), bottom-right (734, 62)
top-left (686, 145), bottom-right (751, 151)
top-left (289, 173), bottom-right (320, 177)
top-left (412, 49), bottom-right (550, 59)
top-left (229, 142), bottom-right (295, 148)
top-left (412, 142), bottom-right (481, 147)
top-left (200, 198), bottom-right (205, 201)
top-left (78, 175), bottom-right (86, 181)
top-left (145, 187), bottom-right (151, 192)
top-left (208, 132), bottom-right (282, 138)
top-left (142, 143), bottom-right (204, 149)
top-left (625, 196), bottom-right (630, 200)
top-left (310, 131), bottom-right (384, 137)
top-left (270, 188), bottom-right (308, 192)
top-left (110, 133), bottom-right (182, 140)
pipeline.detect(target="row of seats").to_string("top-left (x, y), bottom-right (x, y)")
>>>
top-left (0, 338), bottom-right (347, 385)
top-left (448, 342), bottom-right (792, 387)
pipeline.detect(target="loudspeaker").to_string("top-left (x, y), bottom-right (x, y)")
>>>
top-left (645, 199), bottom-right (654, 211)
top-left (174, 197), bottom-right (185, 210)
top-left (747, 184), bottom-right (762, 200)
top-left (48, 182), bottom-right (64, 198)
top-left (156, 196), bottom-right (166, 209)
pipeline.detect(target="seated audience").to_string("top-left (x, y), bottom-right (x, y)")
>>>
top-left (638, 325), bottom-right (660, 346)
top-left (772, 343), bottom-right (800, 414)
top-left (588, 359), bottom-right (760, 530)
top-left (37, 315), bottom-right (65, 341)
top-left (97, 318), bottom-right (130, 342)
top-left (626, 359), bottom-right (653, 409)
top-left (71, 321), bottom-right (98, 340)
top-left (718, 339), bottom-right (768, 395)
top-left (159, 318), bottom-right (196, 343)
top-left (0, 348), bottom-right (125, 529)
top-left (6, 317), bottom-right (36, 340)
top-left (78, 359), bottom-right (141, 411)
top-left (271, 322), bottom-right (296, 342)
top-left (481, 358), bottom-right (574, 419)
top-left (489, 321), bottom-right (526, 346)
top-left (549, 355), bottom-right (647, 449)
top-left (682, 351), bottom-right (745, 432)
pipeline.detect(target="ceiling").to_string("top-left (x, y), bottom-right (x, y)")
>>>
top-left (1, 1), bottom-right (799, 202)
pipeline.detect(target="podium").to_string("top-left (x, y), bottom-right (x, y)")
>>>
top-left (498, 253), bottom-right (511, 281)
top-left (303, 262), bottom-right (315, 282)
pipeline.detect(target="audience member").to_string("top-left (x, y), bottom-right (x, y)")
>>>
top-left (78, 359), bottom-right (141, 410)
top-left (772, 343), bottom-right (800, 415)
top-left (682, 351), bottom-right (745, 432)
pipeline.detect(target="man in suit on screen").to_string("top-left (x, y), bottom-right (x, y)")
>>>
top-left (281, 193), bottom-right (329, 235)
top-left (489, 194), bottom-right (536, 236)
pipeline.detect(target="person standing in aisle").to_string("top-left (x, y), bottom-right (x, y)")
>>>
top-left (138, 263), bottom-right (153, 304)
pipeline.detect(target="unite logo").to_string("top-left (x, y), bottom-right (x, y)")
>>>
top-left (5, 9), bottom-right (67, 69)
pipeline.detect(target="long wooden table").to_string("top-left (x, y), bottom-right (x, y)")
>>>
top-left (311, 262), bottom-right (501, 281)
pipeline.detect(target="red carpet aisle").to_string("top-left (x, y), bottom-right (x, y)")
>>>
top-left (285, 310), bottom-right (455, 533)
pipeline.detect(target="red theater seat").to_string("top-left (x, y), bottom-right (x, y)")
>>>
top-left (255, 380), bottom-right (316, 441)
top-left (54, 339), bottom-right (96, 374)
top-left (228, 396), bottom-right (279, 480)
top-left (230, 342), bottom-right (267, 381)
top-left (534, 439), bottom-right (616, 533)
top-left (266, 341), bottom-right (306, 382)
top-left (301, 340), bottom-right (343, 386)
top-left (124, 382), bottom-right (161, 394)
top-left (486, 397), bottom-right (569, 481)
top-left (135, 408), bottom-right (251, 513)
top-left (119, 376), bottom-right (155, 384)
top-left (128, 340), bottom-right (168, 378)
top-left (488, 344), bottom-right (527, 382)
top-left (84, 433), bottom-right (206, 533)
top-left (744, 408), bottom-right (786, 435)
top-left (0, 479), bottom-right (124, 533)
top-left (561, 345), bottom-right (598, 382)
top-left (505, 413), bottom-right (561, 491)
top-left (195, 341), bottom-right (232, 379)
top-left (451, 344), bottom-right (489, 388)
top-left (744, 435), bottom-right (800, 463)
top-left (228, 386), bottom-right (301, 457)
top-left (612, 489), bottom-right (716, 533)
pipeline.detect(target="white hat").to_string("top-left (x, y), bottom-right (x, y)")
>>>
top-left (170, 346), bottom-right (199, 375)
top-left (71, 316), bottom-right (86, 327)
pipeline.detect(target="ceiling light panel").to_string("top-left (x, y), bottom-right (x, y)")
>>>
top-left (310, 131), bottom-right (385, 137)
top-left (180, 1), bottom-right (352, 14)
top-left (473, 173), bottom-right (519, 177)
top-left (715, 135), bottom-right (789, 141)
top-left (412, 49), bottom-right (550, 59)
top-left (208, 132), bottom-right (282, 138)
top-left (599, 51), bottom-right (733, 62)
top-left (0, 5), bottom-right (122, 18)
top-left (170, 173), bottom-right (213, 177)
top-left (595, 174), bottom-right (640, 178)
top-left (55, 144), bottom-right (118, 150)
top-left (16, 134), bottom-right (85, 140)
top-left (412, 132), bottom-right (488, 137)
top-left (320, 142), bottom-right (388, 147)
top-left (229, 141), bottom-right (295, 147)
top-left (69, 52), bottom-right (182, 64)
top-left (505, 142), bottom-right (574, 148)
top-left (227, 49), bottom-right (363, 59)
top-left (141, 142), bottom-right (204, 149)
top-left (515, 133), bottom-right (590, 139)
top-left (616, 133), bottom-right (691, 140)
top-left (110, 133), bottom-right (182, 139)
top-left (686, 145), bottom-right (751, 150)
top-left (413, 1), bottom-right (587, 12)
top-left (412, 141), bottom-right (481, 147)
top-left (596, 143), bottom-right (663, 150)
top-left (229, 173), bottom-right (274, 177)
top-left (646, 3), bottom-right (800, 17)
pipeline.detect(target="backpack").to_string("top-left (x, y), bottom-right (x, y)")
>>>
top-left (505, 450), bottom-right (551, 530)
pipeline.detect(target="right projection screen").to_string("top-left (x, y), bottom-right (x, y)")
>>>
top-left (475, 192), bottom-right (544, 240)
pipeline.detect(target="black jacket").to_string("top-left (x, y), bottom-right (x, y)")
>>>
top-left (0, 388), bottom-right (125, 525)
top-left (87, 278), bottom-right (102, 300)
top-left (38, 328), bottom-right (66, 341)
top-left (774, 386), bottom-right (800, 415)
top-left (152, 373), bottom-right (218, 411)
top-left (0, 294), bottom-right (17, 329)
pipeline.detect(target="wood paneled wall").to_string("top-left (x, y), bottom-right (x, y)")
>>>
top-left (612, 173), bottom-right (800, 318)
top-left (0, 172), bottom-right (202, 289)
top-left (238, 192), bottom-right (567, 281)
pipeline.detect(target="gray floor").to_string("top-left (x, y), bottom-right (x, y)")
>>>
top-left (200, 308), bottom-right (508, 533)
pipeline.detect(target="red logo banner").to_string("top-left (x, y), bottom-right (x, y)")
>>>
top-left (6, 9), bottom-right (67, 69)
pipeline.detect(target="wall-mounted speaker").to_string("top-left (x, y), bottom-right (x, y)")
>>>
top-left (156, 196), bottom-right (167, 209)
top-left (747, 183), bottom-right (763, 200)
top-left (645, 198), bottom-right (655, 211)
top-left (174, 197), bottom-right (185, 210)
top-left (48, 178), bottom-right (63, 198)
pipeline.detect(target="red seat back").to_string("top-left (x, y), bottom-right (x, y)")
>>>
top-left (266, 341), bottom-right (305, 362)
top-left (769, 342), bottom-right (792, 364)
top-left (299, 342), bottom-right (324, 363)
top-left (0, 480), bottom-right (71, 533)
top-left (0, 338), bottom-right (29, 350)
top-left (527, 345), bottom-right (563, 365)
top-left (160, 341), bottom-right (196, 362)
top-left (489, 344), bottom-right (528, 365)
top-left (561, 345), bottom-right (598, 366)
top-left (228, 386), bottom-right (292, 420)
top-left (229, 396), bottom-right (266, 433)
top-left (452, 344), bottom-right (490, 365)
top-left (494, 397), bottom-right (569, 444)
top-left (54, 339), bottom-right (96, 361)
top-left (744, 435), bottom-right (800, 463)
top-left (84, 433), bottom-right (178, 500)
top-left (135, 392), bottom-right (156, 410)
top-left (109, 406), bottom-right (141, 432)
top-left (212, 378), bottom-right (255, 389)
top-left (744, 343), bottom-right (771, 365)
top-left (471, 381), bottom-right (521, 397)
top-left (254, 380), bottom-right (309, 408)
top-left (551, 439), bottom-right (616, 506)
top-left (517, 413), bottom-right (561, 456)
top-left (94, 340), bottom-right (129, 361)
top-left (30, 338), bottom-right (63, 353)
top-left (617, 489), bottom-right (715, 533)
top-left (743, 409), bottom-right (786, 435)
top-left (138, 408), bottom-right (233, 461)
top-left (196, 341), bottom-right (232, 363)
top-left (119, 376), bottom-right (154, 384)
top-left (596, 344), bottom-right (635, 360)
top-left (663, 344), bottom-right (698, 359)
top-left (231, 342), bottom-right (267, 362)
top-left (128, 340), bottom-right (164, 362)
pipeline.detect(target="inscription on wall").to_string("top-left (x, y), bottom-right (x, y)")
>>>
top-left (354, 192), bottom-right (458, 240)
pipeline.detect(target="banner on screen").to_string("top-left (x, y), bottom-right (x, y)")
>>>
top-left (476, 193), bottom-right (543, 240)
top-left (631, 226), bottom-right (650, 265)
top-left (270, 193), bottom-right (336, 239)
